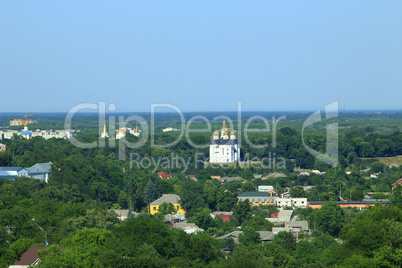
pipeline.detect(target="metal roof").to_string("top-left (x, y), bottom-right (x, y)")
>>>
top-left (150, 194), bottom-right (181, 206)
top-left (238, 191), bottom-right (272, 198)
top-left (210, 139), bottom-right (238, 145)
top-left (27, 162), bottom-right (51, 173)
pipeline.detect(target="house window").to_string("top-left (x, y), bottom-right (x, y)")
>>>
top-left (176, 206), bottom-right (180, 210)
top-left (153, 207), bottom-right (156, 211)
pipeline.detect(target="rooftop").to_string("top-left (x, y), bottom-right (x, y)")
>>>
top-left (392, 178), bottom-right (402, 187)
top-left (150, 194), bottom-right (181, 206)
top-left (210, 139), bottom-right (238, 145)
top-left (157, 171), bottom-right (171, 179)
top-left (238, 191), bottom-right (272, 198)
top-left (27, 162), bottom-right (51, 173)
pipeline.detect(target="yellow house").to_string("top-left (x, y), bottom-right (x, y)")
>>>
top-left (149, 194), bottom-right (185, 215)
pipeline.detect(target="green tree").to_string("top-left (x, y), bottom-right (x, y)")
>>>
top-left (188, 208), bottom-right (216, 230)
top-left (7, 238), bottom-right (36, 263)
top-left (239, 227), bottom-right (260, 246)
top-left (241, 181), bottom-right (256, 192)
top-left (361, 142), bottom-right (374, 157)
top-left (241, 169), bottom-right (254, 181)
top-left (233, 200), bottom-right (252, 225)
top-left (290, 187), bottom-right (307, 198)
top-left (158, 202), bottom-right (177, 216)
top-left (273, 231), bottom-right (296, 251)
top-left (314, 202), bottom-right (344, 236)
top-left (350, 185), bottom-right (364, 201)
top-left (143, 178), bottom-right (162, 204)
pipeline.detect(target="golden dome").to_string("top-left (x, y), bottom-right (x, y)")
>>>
top-left (223, 130), bottom-right (229, 136)
top-left (213, 130), bottom-right (219, 136)
top-left (231, 130), bottom-right (236, 135)
top-left (116, 129), bottom-right (125, 135)
top-left (221, 120), bottom-right (227, 131)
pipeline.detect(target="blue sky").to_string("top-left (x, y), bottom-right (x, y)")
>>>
top-left (1, 0), bottom-right (401, 113)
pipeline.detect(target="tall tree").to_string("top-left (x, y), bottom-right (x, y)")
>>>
top-left (233, 200), bottom-right (252, 225)
top-left (314, 202), bottom-right (344, 236)
top-left (239, 226), bottom-right (260, 246)
top-left (143, 178), bottom-right (162, 205)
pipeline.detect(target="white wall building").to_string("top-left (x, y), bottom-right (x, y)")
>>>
top-left (258, 185), bottom-right (274, 192)
top-left (0, 129), bottom-right (78, 140)
top-left (276, 197), bottom-right (308, 208)
top-left (209, 121), bottom-right (240, 163)
top-left (116, 129), bottom-right (126, 140)
top-left (129, 123), bottom-right (141, 137)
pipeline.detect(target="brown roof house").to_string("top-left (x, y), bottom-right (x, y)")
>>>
top-left (9, 246), bottom-right (64, 267)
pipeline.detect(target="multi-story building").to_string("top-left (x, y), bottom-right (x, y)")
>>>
top-left (209, 120), bottom-right (240, 163)
top-left (276, 197), bottom-right (308, 208)
top-left (149, 194), bottom-right (185, 215)
top-left (237, 192), bottom-right (276, 206)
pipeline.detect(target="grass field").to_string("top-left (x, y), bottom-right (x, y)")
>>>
top-left (375, 156), bottom-right (402, 165)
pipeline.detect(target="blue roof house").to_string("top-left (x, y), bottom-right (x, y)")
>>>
top-left (0, 167), bottom-right (29, 179)
top-left (27, 162), bottom-right (52, 182)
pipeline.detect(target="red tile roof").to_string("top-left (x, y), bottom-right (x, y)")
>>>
top-left (157, 171), bottom-right (171, 179)
top-left (271, 212), bottom-right (279, 218)
top-left (392, 178), bottom-right (402, 187)
top-left (216, 214), bottom-right (232, 222)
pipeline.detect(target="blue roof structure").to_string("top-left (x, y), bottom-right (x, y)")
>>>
top-left (0, 167), bottom-right (24, 172)
top-left (21, 131), bottom-right (32, 136)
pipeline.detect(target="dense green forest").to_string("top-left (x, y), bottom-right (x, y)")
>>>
top-left (0, 114), bottom-right (402, 267)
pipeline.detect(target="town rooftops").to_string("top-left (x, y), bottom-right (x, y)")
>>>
top-left (217, 231), bottom-right (275, 244)
top-left (157, 171), bottom-right (171, 179)
top-left (278, 210), bottom-right (294, 218)
top-left (150, 194), bottom-right (181, 206)
top-left (0, 167), bottom-right (28, 179)
top-left (112, 209), bottom-right (139, 220)
top-left (164, 212), bottom-right (185, 222)
top-left (238, 191), bottom-right (272, 198)
top-left (258, 185), bottom-right (274, 191)
top-left (0, 167), bottom-right (25, 172)
top-left (267, 209), bottom-right (294, 223)
top-left (172, 221), bottom-right (204, 233)
top-left (219, 177), bottom-right (244, 183)
top-left (392, 178), bottom-right (402, 187)
top-left (11, 246), bottom-right (47, 267)
top-left (211, 212), bottom-right (234, 222)
top-left (26, 162), bottom-right (51, 173)
top-left (309, 200), bottom-right (390, 205)
top-left (10, 246), bottom-right (65, 267)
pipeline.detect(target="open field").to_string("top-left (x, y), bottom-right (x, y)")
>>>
top-left (375, 156), bottom-right (402, 165)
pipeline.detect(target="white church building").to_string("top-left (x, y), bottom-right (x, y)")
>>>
top-left (209, 121), bottom-right (240, 163)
